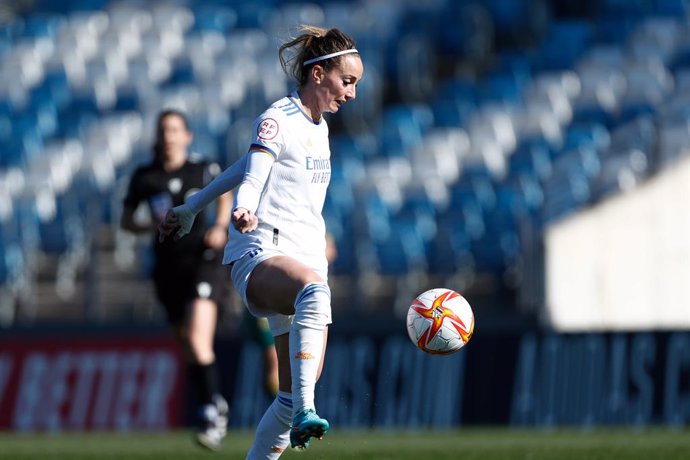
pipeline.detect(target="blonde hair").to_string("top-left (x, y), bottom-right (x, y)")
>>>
top-left (279, 25), bottom-right (358, 86)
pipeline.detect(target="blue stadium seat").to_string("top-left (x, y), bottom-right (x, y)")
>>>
top-left (323, 201), bottom-right (358, 275)
top-left (398, 186), bottom-right (439, 219)
top-left (330, 134), bottom-right (373, 163)
top-left (193, 5), bottom-right (238, 34)
top-left (0, 138), bottom-right (27, 169)
top-left (598, 0), bottom-right (655, 17)
top-left (551, 144), bottom-right (601, 180)
top-left (325, 176), bottom-right (355, 218)
top-left (0, 240), bottom-right (23, 287)
top-left (563, 121), bottom-right (611, 153)
top-left (493, 181), bottom-right (534, 224)
top-left (387, 32), bottom-right (436, 103)
top-left (595, 14), bottom-right (640, 45)
top-left (509, 138), bottom-right (553, 182)
top-left (459, 199), bottom-right (487, 242)
top-left (9, 197), bottom-right (40, 272)
top-left (477, 72), bottom-right (526, 106)
top-left (473, 184), bottom-right (523, 274)
top-left (31, 0), bottom-right (107, 13)
top-left (591, 148), bottom-right (649, 200)
top-left (426, 213), bottom-right (474, 276)
top-left (361, 191), bottom-right (393, 241)
top-left (167, 58), bottom-right (196, 85)
top-left (534, 20), bottom-right (594, 71)
top-left (66, 90), bottom-right (102, 117)
top-left (493, 49), bottom-right (533, 86)
top-left (436, 78), bottom-right (478, 106)
top-left (618, 73), bottom-right (670, 123)
top-left (20, 13), bottom-right (65, 39)
top-left (0, 109), bottom-right (10, 135)
top-left (0, 20), bottom-right (23, 44)
top-left (510, 173), bottom-right (545, 216)
top-left (484, 0), bottom-right (546, 43)
top-left (57, 108), bottom-right (97, 140)
top-left (373, 223), bottom-right (427, 276)
top-left (232, 2), bottom-right (276, 29)
top-left (449, 169), bottom-right (497, 219)
top-left (372, 233), bottom-right (409, 276)
top-left (470, 230), bottom-right (519, 276)
top-left (0, 241), bottom-right (8, 285)
top-left (655, 0), bottom-right (690, 16)
top-left (541, 169), bottom-right (592, 224)
top-left (378, 104), bottom-right (434, 157)
top-left (606, 115), bottom-right (657, 154)
top-left (431, 97), bottom-right (475, 128)
top-left (392, 193), bottom-right (438, 251)
top-left (434, 2), bottom-right (494, 60)
top-left (330, 228), bottom-right (357, 276)
top-left (113, 86), bottom-right (141, 112)
top-left (657, 114), bottom-right (690, 166)
top-left (37, 191), bottom-right (85, 255)
top-left (16, 102), bottom-right (58, 140)
top-left (7, 119), bottom-right (44, 167)
top-left (29, 70), bottom-right (72, 111)
top-left (0, 212), bottom-right (18, 285)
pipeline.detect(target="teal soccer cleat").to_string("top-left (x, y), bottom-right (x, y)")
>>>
top-left (289, 409), bottom-right (330, 450)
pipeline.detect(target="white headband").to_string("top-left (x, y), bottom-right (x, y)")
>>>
top-left (303, 49), bottom-right (359, 66)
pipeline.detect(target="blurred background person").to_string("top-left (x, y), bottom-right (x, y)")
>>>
top-left (120, 109), bottom-right (232, 450)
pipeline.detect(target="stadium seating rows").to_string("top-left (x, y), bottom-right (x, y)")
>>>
top-left (1, 0), bottom-right (689, 320)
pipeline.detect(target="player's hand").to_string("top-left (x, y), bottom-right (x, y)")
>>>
top-left (158, 203), bottom-right (196, 242)
top-left (232, 207), bottom-right (258, 233)
top-left (204, 224), bottom-right (228, 249)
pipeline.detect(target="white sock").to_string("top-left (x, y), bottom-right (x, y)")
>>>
top-left (290, 282), bottom-right (331, 416)
top-left (245, 391), bottom-right (292, 460)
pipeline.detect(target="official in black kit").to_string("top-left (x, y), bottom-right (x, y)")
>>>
top-left (120, 109), bottom-right (231, 450)
top-left (124, 151), bottom-right (229, 322)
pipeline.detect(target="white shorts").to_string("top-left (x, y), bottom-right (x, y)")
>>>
top-left (229, 247), bottom-right (293, 337)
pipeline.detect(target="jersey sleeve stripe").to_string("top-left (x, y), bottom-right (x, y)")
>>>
top-left (249, 143), bottom-right (278, 160)
top-left (282, 107), bottom-right (300, 116)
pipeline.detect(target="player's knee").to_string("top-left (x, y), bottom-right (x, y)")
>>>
top-left (293, 282), bottom-right (332, 330)
top-left (187, 333), bottom-right (215, 364)
top-left (193, 350), bottom-right (215, 365)
top-left (301, 270), bottom-right (324, 285)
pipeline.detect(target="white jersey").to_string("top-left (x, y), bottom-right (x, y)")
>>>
top-left (224, 91), bottom-right (331, 276)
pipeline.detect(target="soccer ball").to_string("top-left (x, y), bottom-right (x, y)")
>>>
top-left (406, 288), bottom-right (475, 355)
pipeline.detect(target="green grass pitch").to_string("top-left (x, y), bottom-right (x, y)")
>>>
top-left (1, 428), bottom-right (689, 459)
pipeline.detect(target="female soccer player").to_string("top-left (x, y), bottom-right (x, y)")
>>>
top-left (158, 25), bottom-right (363, 457)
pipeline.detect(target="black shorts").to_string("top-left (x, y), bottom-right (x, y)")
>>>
top-left (152, 248), bottom-right (231, 325)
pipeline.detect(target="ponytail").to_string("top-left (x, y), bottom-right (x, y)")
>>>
top-left (279, 25), bottom-right (358, 86)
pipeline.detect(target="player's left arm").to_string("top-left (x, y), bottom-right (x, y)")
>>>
top-left (232, 149), bottom-right (275, 233)
top-left (232, 110), bottom-right (284, 234)
top-left (158, 154), bottom-right (248, 242)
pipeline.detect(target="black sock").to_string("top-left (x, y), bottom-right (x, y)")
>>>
top-left (188, 362), bottom-right (219, 406)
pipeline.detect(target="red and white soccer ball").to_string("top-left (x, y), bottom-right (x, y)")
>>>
top-left (406, 288), bottom-right (475, 355)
